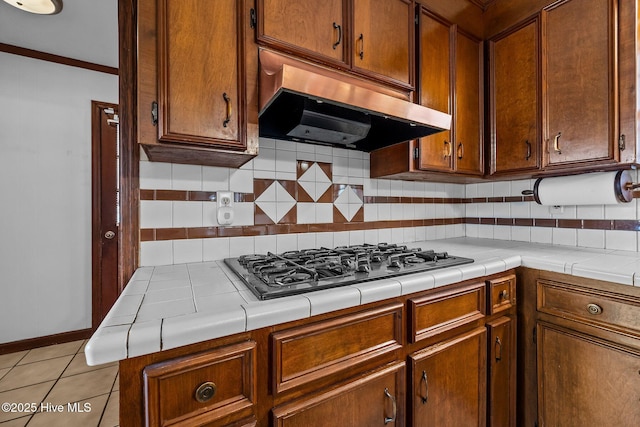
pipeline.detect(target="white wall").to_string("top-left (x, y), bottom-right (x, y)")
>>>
top-left (0, 52), bottom-right (118, 344)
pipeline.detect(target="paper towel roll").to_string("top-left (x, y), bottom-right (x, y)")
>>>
top-left (532, 170), bottom-right (634, 205)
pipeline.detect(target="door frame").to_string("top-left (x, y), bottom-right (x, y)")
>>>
top-left (91, 100), bottom-right (121, 330)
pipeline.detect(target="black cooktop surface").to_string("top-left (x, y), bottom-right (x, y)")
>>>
top-left (224, 243), bottom-right (474, 300)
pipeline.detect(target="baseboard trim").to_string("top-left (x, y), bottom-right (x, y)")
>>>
top-left (0, 328), bottom-right (93, 355)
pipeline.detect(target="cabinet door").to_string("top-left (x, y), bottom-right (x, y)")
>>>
top-left (489, 18), bottom-right (540, 175)
top-left (410, 327), bottom-right (487, 427)
top-left (453, 29), bottom-right (483, 175)
top-left (416, 10), bottom-right (453, 172)
top-left (487, 317), bottom-right (516, 427)
top-left (257, 0), bottom-right (346, 65)
top-left (537, 322), bottom-right (640, 426)
top-left (543, 0), bottom-right (617, 168)
top-left (272, 362), bottom-right (405, 427)
top-left (157, 0), bottom-right (246, 149)
top-left (352, 0), bottom-right (414, 88)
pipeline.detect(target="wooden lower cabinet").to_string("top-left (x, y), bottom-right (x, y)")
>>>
top-left (487, 317), bottom-right (516, 427)
top-left (537, 322), bottom-right (640, 426)
top-left (121, 272), bottom-right (518, 427)
top-left (409, 327), bottom-right (487, 427)
top-left (272, 362), bottom-right (405, 427)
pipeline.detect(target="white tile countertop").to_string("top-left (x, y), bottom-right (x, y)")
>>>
top-left (85, 237), bottom-right (640, 365)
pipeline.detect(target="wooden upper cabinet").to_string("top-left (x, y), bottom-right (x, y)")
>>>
top-left (352, 0), bottom-right (414, 87)
top-left (416, 9), bottom-right (483, 176)
top-left (453, 29), bottom-right (483, 175)
top-left (137, 0), bottom-right (258, 167)
top-left (257, 0), bottom-right (414, 89)
top-left (416, 10), bottom-right (453, 173)
top-left (158, 0), bottom-right (243, 147)
top-left (257, 0), bottom-right (347, 66)
top-left (543, 0), bottom-right (617, 168)
top-left (488, 17), bottom-right (540, 176)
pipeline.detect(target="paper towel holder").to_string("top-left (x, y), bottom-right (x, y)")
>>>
top-left (521, 170), bottom-right (637, 205)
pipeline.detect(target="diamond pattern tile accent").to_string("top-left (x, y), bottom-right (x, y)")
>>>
top-left (255, 181), bottom-right (296, 223)
top-left (298, 163), bottom-right (332, 202)
top-left (333, 185), bottom-right (363, 222)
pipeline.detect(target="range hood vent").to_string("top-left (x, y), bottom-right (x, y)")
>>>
top-left (258, 50), bottom-right (451, 151)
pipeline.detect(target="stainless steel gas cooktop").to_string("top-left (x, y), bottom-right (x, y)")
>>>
top-left (224, 243), bottom-right (474, 300)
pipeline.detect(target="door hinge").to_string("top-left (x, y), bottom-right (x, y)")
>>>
top-left (619, 134), bottom-right (626, 151)
top-left (151, 101), bottom-right (158, 126)
top-left (250, 8), bottom-right (257, 29)
top-left (414, 146), bottom-right (420, 159)
top-left (533, 327), bottom-right (537, 344)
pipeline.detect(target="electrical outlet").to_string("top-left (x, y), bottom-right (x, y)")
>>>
top-left (217, 191), bottom-right (234, 225)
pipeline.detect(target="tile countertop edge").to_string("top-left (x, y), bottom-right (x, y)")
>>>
top-left (85, 238), bottom-right (640, 366)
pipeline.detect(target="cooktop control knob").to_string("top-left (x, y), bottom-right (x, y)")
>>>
top-left (388, 255), bottom-right (402, 269)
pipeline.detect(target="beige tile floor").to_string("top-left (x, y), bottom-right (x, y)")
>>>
top-left (0, 340), bottom-right (119, 426)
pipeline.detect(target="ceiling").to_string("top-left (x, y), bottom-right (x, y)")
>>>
top-left (0, 0), bottom-right (118, 68)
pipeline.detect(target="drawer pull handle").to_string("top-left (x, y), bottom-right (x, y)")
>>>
top-left (499, 290), bottom-right (509, 301)
top-left (332, 22), bottom-right (342, 49)
top-left (495, 336), bottom-right (502, 362)
top-left (420, 370), bottom-right (428, 404)
top-left (553, 132), bottom-right (562, 154)
top-left (586, 303), bottom-right (603, 315)
top-left (383, 387), bottom-right (397, 424)
top-left (195, 381), bottom-right (217, 403)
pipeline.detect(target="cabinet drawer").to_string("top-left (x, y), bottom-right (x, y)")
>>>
top-left (272, 303), bottom-right (403, 395)
top-left (488, 274), bottom-right (516, 315)
top-left (409, 282), bottom-right (485, 343)
top-left (537, 280), bottom-right (640, 336)
top-left (144, 341), bottom-right (256, 427)
top-left (272, 361), bottom-right (405, 427)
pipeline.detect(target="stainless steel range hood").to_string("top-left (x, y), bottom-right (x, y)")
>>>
top-left (258, 50), bottom-right (451, 152)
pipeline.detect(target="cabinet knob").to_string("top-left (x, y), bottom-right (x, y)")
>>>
top-left (499, 290), bottom-right (509, 301)
top-left (586, 303), bottom-right (603, 315)
top-left (194, 381), bottom-right (217, 403)
top-left (104, 230), bottom-right (116, 240)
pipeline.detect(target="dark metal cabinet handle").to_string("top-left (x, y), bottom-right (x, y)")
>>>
top-left (457, 142), bottom-right (464, 160)
top-left (525, 140), bottom-right (532, 160)
top-left (420, 370), bottom-right (428, 404)
top-left (333, 22), bottom-right (342, 49)
top-left (358, 33), bottom-right (364, 59)
top-left (223, 92), bottom-right (232, 128)
top-left (495, 337), bottom-right (502, 362)
top-left (553, 132), bottom-right (562, 154)
top-left (195, 381), bottom-right (217, 403)
top-left (384, 388), bottom-right (397, 424)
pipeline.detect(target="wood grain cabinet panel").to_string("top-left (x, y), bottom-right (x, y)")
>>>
top-left (272, 362), bottom-right (406, 427)
top-left (409, 327), bottom-right (487, 427)
top-left (488, 274), bottom-right (516, 315)
top-left (352, 0), bottom-right (414, 87)
top-left (537, 322), bottom-right (640, 426)
top-left (488, 17), bottom-right (540, 176)
top-left (537, 279), bottom-right (640, 336)
top-left (272, 303), bottom-right (403, 394)
top-left (143, 340), bottom-right (257, 427)
top-left (408, 281), bottom-right (485, 343)
top-left (257, 0), bottom-right (347, 66)
top-left (542, 0), bottom-right (617, 168)
top-left (137, 0), bottom-right (257, 167)
top-left (487, 316), bottom-right (516, 427)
